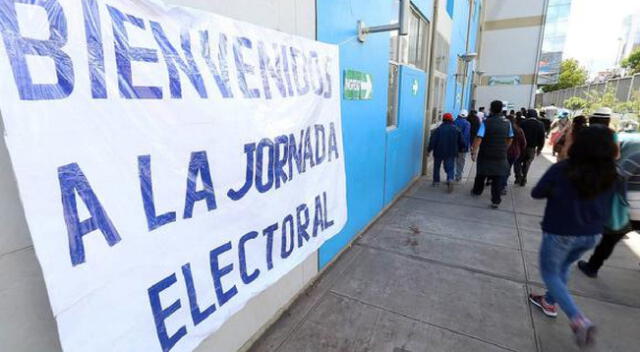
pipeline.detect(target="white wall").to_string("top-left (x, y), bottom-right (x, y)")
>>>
top-left (0, 1), bottom-right (317, 352)
top-left (483, 0), bottom-right (545, 21)
top-left (475, 0), bottom-right (545, 108)
top-left (476, 85), bottom-right (535, 111)
top-left (478, 27), bottom-right (541, 74)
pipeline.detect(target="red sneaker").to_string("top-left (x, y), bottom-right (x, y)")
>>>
top-left (570, 316), bottom-right (596, 348)
top-left (529, 294), bottom-right (558, 317)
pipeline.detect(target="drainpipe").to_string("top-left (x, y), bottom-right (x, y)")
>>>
top-left (422, 0), bottom-right (440, 176)
top-left (460, 0), bottom-right (474, 111)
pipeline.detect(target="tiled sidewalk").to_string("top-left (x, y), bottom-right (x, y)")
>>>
top-left (247, 152), bottom-right (640, 352)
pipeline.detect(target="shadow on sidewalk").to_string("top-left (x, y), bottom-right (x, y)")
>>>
top-left (247, 151), bottom-right (640, 352)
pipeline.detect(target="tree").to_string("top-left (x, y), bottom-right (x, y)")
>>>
top-left (542, 59), bottom-right (588, 92)
top-left (621, 48), bottom-right (640, 75)
top-left (563, 96), bottom-right (587, 112)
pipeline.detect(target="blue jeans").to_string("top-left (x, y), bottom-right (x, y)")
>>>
top-left (433, 157), bottom-right (455, 183)
top-left (539, 232), bottom-right (601, 319)
top-left (455, 152), bottom-right (467, 180)
top-left (502, 158), bottom-right (516, 190)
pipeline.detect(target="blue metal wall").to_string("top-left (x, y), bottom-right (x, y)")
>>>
top-left (316, 0), bottom-right (431, 268)
top-left (384, 66), bottom-right (427, 205)
top-left (444, 0), bottom-right (481, 117)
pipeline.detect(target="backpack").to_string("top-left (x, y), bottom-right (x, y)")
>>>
top-left (606, 177), bottom-right (630, 232)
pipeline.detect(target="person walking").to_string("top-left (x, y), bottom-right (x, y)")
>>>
top-left (556, 115), bottom-right (587, 161)
top-left (520, 107), bottom-right (528, 118)
top-left (454, 109), bottom-right (472, 182)
top-left (529, 126), bottom-right (617, 348)
top-left (550, 112), bottom-right (571, 156)
top-left (470, 100), bottom-right (514, 208)
top-left (515, 109), bottom-right (545, 186)
top-left (577, 132), bottom-right (640, 278)
top-left (467, 110), bottom-right (481, 141)
top-left (503, 114), bottom-right (527, 194)
top-left (478, 106), bottom-right (486, 121)
top-left (428, 113), bottom-right (465, 192)
top-left (538, 111), bottom-right (552, 138)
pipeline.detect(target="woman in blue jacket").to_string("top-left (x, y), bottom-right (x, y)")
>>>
top-left (528, 126), bottom-right (617, 348)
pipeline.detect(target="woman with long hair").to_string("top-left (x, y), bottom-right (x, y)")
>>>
top-left (556, 115), bottom-right (587, 161)
top-left (528, 126), bottom-right (617, 348)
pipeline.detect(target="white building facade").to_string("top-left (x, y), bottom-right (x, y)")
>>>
top-left (475, 0), bottom-right (548, 109)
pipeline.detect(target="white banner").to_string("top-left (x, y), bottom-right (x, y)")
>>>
top-left (0, 1), bottom-right (346, 351)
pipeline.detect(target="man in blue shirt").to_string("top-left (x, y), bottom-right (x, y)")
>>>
top-left (471, 101), bottom-right (514, 208)
top-left (454, 109), bottom-right (472, 182)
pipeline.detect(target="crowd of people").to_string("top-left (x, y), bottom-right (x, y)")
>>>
top-left (428, 101), bottom-right (640, 348)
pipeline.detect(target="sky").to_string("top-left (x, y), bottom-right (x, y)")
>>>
top-left (563, 0), bottom-right (640, 76)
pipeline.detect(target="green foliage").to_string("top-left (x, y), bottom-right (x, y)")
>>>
top-left (542, 59), bottom-right (588, 93)
top-left (563, 96), bottom-right (587, 111)
top-left (621, 49), bottom-right (640, 75)
top-left (561, 89), bottom-right (640, 132)
top-left (616, 91), bottom-right (640, 115)
top-left (584, 87), bottom-right (618, 115)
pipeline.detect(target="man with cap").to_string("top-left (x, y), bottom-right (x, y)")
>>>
top-left (515, 108), bottom-right (546, 186)
top-left (454, 109), bottom-right (472, 182)
top-left (588, 107), bottom-right (613, 128)
top-left (428, 113), bottom-right (466, 192)
top-left (470, 100), bottom-right (514, 208)
top-left (588, 107), bottom-right (620, 156)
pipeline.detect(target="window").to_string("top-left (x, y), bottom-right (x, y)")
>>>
top-left (406, 8), bottom-right (430, 71)
top-left (434, 32), bottom-right (449, 74)
top-left (387, 63), bottom-right (400, 127)
top-left (431, 32), bottom-right (449, 125)
top-left (387, 5), bottom-right (430, 128)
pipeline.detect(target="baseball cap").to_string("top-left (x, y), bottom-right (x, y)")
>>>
top-left (443, 113), bottom-right (453, 121)
top-left (459, 109), bottom-right (468, 117)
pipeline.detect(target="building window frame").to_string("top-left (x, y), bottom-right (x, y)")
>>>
top-left (387, 5), bottom-right (430, 129)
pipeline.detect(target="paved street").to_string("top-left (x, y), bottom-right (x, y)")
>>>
top-left (249, 152), bottom-right (640, 352)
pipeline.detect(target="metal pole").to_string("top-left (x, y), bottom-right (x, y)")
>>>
top-left (460, 0), bottom-right (475, 111)
top-left (422, 0), bottom-right (440, 176)
top-left (628, 74), bottom-right (637, 102)
top-left (358, 0), bottom-right (409, 42)
top-left (530, 0), bottom-right (550, 108)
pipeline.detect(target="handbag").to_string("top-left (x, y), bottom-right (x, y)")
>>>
top-left (606, 177), bottom-right (630, 232)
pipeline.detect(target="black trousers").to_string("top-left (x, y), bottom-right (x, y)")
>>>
top-left (472, 175), bottom-right (506, 204)
top-left (514, 147), bottom-right (536, 181)
top-left (586, 221), bottom-right (639, 271)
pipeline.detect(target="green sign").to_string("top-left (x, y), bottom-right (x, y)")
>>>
top-left (488, 75), bottom-right (521, 86)
top-left (344, 69), bottom-right (373, 100)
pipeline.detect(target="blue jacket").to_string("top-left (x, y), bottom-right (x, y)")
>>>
top-left (532, 161), bottom-right (614, 236)
top-left (454, 117), bottom-right (471, 152)
top-left (428, 121), bottom-right (465, 159)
